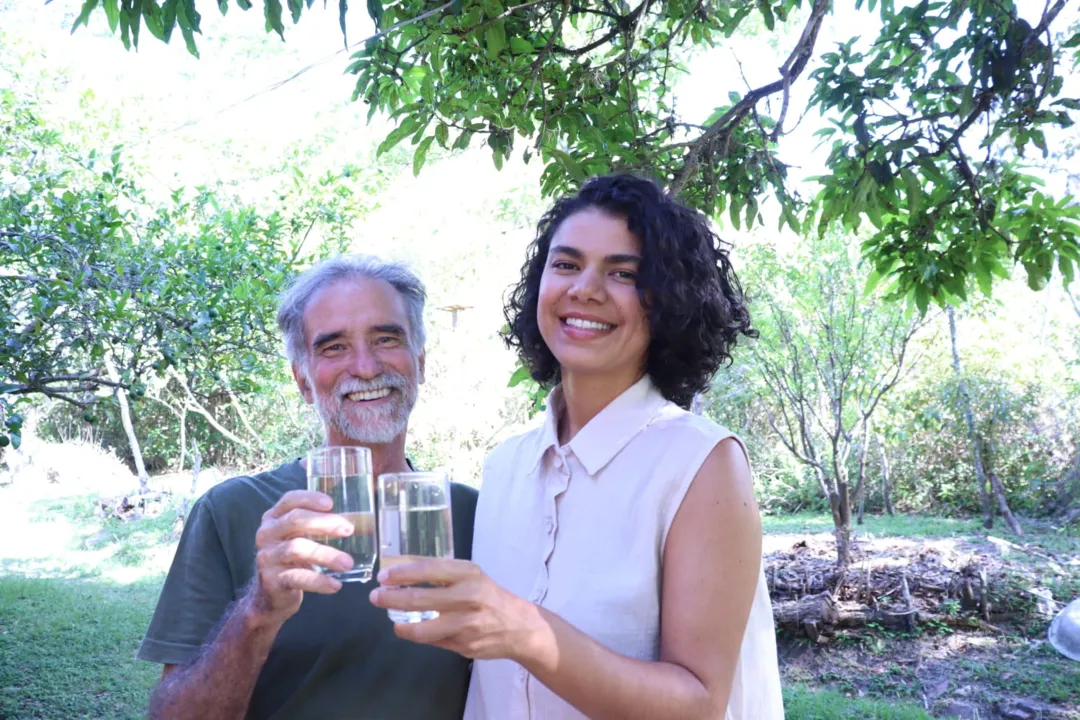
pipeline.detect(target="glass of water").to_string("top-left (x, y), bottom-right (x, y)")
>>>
top-left (377, 471), bottom-right (455, 623)
top-left (307, 446), bottom-right (377, 583)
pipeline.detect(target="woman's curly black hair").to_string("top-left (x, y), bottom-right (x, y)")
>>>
top-left (502, 173), bottom-right (757, 410)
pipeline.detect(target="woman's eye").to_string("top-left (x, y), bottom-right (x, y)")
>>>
top-left (614, 270), bottom-right (637, 281)
top-left (552, 260), bottom-right (576, 271)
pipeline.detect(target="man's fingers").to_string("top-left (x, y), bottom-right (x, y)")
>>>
top-left (256, 509), bottom-right (354, 548)
top-left (377, 558), bottom-right (479, 587)
top-left (260, 537), bottom-right (354, 573)
top-left (264, 490), bottom-right (333, 520)
top-left (273, 567), bottom-right (344, 595)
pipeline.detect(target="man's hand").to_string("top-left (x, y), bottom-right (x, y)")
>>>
top-left (246, 490), bottom-right (355, 628)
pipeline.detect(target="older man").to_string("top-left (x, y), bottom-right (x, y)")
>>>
top-left (138, 255), bottom-right (478, 720)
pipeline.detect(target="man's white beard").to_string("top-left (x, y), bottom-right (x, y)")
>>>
top-left (311, 372), bottom-right (417, 445)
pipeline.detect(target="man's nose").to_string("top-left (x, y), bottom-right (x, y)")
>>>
top-left (349, 345), bottom-right (382, 379)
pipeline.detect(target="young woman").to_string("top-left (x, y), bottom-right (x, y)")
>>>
top-left (370, 174), bottom-right (784, 719)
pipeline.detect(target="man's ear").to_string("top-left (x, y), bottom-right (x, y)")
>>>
top-left (418, 349), bottom-right (426, 385)
top-left (292, 363), bottom-right (314, 404)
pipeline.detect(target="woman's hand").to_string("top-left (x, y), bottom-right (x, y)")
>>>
top-left (369, 559), bottom-right (549, 663)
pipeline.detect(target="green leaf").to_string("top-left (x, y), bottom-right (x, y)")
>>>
top-left (177, 0), bottom-right (201, 56)
top-left (1058, 254), bottom-right (1075, 285)
top-left (900, 167), bottom-right (921, 216)
top-left (366, 0), bottom-right (383, 31)
top-left (265, 0), bottom-right (285, 39)
top-left (508, 364), bottom-right (532, 387)
top-left (914, 285), bottom-right (930, 315)
top-left (510, 36), bottom-right (533, 54)
top-left (377, 118), bottom-right (419, 156)
top-left (143, 0), bottom-right (167, 40)
top-left (452, 129), bottom-right (473, 150)
top-left (975, 265), bottom-right (993, 296)
top-left (547, 148), bottom-right (585, 181)
top-left (104, 0), bottom-right (121, 32)
top-left (413, 136), bottom-right (435, 176)
top-left (863, 268), bottom-right (883, 296)
top-left (485, 19), bottom-right (507, 57)
top-left (9, 432), bottom-right (21, 451)
top-left (1031, 130), bottom-right (1048, 157)
top-left (288, 0), bottom-right (303, 22)
top-left (745, 197), bottom-right (759, 228)
top-left (72, 0), bottom-right (101, 32)
top-left (177, 0), bottom-right (203, 56)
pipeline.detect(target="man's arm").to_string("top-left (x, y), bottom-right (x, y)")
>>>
top-left (149, 595), bottom-right (281, 720)
top-left (148, 491), bottom-right (356, 720)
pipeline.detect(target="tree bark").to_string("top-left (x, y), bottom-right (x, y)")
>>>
top-left (177, 403), bottom-right (187, 474)
top-left (879, 439), bottom-right (895, 516)
top-left (854, 417), bottom-right (872, 525)
top-left (948, 307), bottom-right (993, 528)
top-left (104, 355), bottom-right (149, 493)
top-left (988, 472), bottom-right (1023, 536)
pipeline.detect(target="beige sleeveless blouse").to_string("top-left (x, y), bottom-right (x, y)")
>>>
top-left (464, 376), bottom-right (784, 719)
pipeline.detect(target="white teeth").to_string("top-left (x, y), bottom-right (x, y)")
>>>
top-left (565, 317), bottom-right (613, 331)
top-left (346, 388), bottom-right (391, 401)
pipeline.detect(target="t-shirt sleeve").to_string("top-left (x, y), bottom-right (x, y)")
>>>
top-left (137, 492), bottom-right (237, 666)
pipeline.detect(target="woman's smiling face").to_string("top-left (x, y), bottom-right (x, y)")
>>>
top-left (536, 207), bottom-right (651, 383)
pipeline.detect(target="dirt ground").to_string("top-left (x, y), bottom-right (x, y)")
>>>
top-left (766, 531), bottom-right (1080, 719)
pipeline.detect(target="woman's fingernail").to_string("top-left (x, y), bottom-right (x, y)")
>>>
top-left (369, 589), bottom-right (380, 604)
top-left (318, 495), bottom-right (333, 509)
top-left (378, 569), bottom-right (391, 583)
top-left (335, 557), bottom-right (353, 571)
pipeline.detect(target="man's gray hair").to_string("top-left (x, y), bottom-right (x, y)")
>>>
top-left (276, 254), bottom-right (427, 370)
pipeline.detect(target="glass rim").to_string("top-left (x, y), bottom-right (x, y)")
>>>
top-left (377, 470), bottom-right (449, 484)
top-left (307, 445), bottom-right (373, 472)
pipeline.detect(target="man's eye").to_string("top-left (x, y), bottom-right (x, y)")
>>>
top-left (377, 336), bottom-right (400, 345)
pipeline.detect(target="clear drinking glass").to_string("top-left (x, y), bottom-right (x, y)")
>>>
top-left (377, 471), bottom-right (455, 623)
top-left (307, 446), bottom-right (377, 583)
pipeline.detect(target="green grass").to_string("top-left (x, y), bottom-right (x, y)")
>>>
top-left (0, 575), bottom-right (161, 720)
top-left (762, 511), bottom-right (1080, 552)
top-left (782, 683), bottom-right (933, 719)
top-left (957, 642), bottom-right (1080, 705)
top-left (762, 511), bottom-right (990, 538)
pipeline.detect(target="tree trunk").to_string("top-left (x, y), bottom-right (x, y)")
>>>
top-left (879, 439), bottom-right (895, 516)
top-left (948, 307), bottom-right (993, 529)
top-left (176, 403), bottom-right (187, 474)
top-left (854, 418), bottom-right (872, 525)
top-left (830, 485), bottom-right (852, 566)
top-left (104, 355), bottom-right (150, 493)
top-left (988, 472), bottom-right (1023, 536)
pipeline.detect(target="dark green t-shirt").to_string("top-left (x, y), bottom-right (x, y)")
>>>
top-left (138, 460), bottom-right (479, 720)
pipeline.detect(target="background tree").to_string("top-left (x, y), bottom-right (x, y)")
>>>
top-left (0, 86), bottom-right (370, 461)
top-left (77, 0), bottom-right (1080, 307)
top-left (744, 233), bottom-right (926, 564)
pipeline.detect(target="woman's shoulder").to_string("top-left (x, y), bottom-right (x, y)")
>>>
top-left (645, 403), bottom-right (738, 446)
top-left (484, 421), bottom-right (550, 471)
